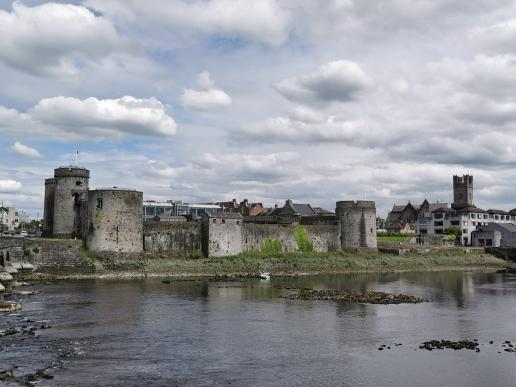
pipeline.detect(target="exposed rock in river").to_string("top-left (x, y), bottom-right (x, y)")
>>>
top-left (419, 340), bottom-right (479, 351)
top-left (0, 301), bottom-right (22, 312)
top-left (282, 288), bottom-right (430, 304)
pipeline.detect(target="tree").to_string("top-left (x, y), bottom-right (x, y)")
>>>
top-left (443, 226), bottom-right (462, 242)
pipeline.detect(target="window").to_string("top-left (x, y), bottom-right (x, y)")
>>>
top-left (434, 221), bottom-right (443, 227)
top-left (478, 239), bottom-right (485, 245)
top-left (96, 198), bottom-right (103, 209)
top-left (463, 229), bottom-right (468, 234)
top-left (484, 214), bottom-right (488, 219)
top-left (76, 181), bottom-right (82, 186)
top-left (213, 219), bottom-right (216, 224)
top-left (495, 215), bottom-right (500, 220)
top-left (434, 213), bottom-right (443, 219)
top-left (486, 239), bottom-right (493, 246)
top-left (435, 229), bottom-right (443, 234)
top-left (477, 214), bottom-right (481, 219)
top-left (451, 221), bottom-right (459, 226)
top-left (222, 219), bottom-right (226, 224)
top-left (463, 221), bottom-right (468, 226)
top-left (237, 221), bottom-right (240, 225)
top-left (420, 229), bottom-right (427, 234)
top-left (470, 214), bottom-right (475, 219)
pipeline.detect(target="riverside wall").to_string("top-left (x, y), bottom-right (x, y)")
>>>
top-left (0, 237), bottom-right (93, 272)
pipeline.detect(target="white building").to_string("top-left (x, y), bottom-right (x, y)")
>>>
top-left (416, 175), bottom-right (516, 245)
top-left (0, 206), bottom-right (29, 232)
top-left (143, 200), bottom-right (221, 221)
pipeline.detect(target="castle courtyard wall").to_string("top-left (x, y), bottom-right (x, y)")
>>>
top-left (144, 221), bottom-right (202, 255)
top-left (241, 223), bottom-right (340, 253)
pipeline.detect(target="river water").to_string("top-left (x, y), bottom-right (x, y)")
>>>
top-left (2, 270), bottom-right (516, 386)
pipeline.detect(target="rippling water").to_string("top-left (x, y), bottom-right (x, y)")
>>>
top-left (2, 270), bottom-right (516, 386)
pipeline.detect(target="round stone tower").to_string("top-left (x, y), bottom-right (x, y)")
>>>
top-left (42, 178), bottom-right (56, 237)
top-left (335, 201), bottom-right (377, 250)
top-left (86, 188), bottom-right (143, 253)
top-left (52, 166), bottom-right (90, 237)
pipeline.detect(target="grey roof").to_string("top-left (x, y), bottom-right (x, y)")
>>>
top-left (431, 207), bottom-right (456, 213)
top-left (391, 205), bottom-right (405, 212)
top-left (290, 203), bottom-right (315, 215)
top-left (486, 209), bottom-right (510, 215)
top-left (453, 205), bottom-right (486, 213)
top-left (206, 212), bottom-right (242, 219)
top-left (486, 222), bottom-right (516, 232)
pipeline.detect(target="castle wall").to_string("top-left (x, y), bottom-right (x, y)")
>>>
top-left (241, 223), bottom-right (340, 252)
top-left (42, 178), bottom-right (56, 237)
top-left (202, 216), bottom-right (243, 257)
top-left (336, 201), bottom-right (377, 249)
top-left (52, 167), bottom-right (90, 237)
top-left (144, 221), bottom-right (202, 255)
top-left (86, 189), bottom-right (143, 253)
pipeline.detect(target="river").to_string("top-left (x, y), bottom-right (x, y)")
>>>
top-left (2, 270), bottom-right (516, 386)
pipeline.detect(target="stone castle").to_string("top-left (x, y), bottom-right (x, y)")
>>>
top-left (42, 166), bottom-right (377, 257)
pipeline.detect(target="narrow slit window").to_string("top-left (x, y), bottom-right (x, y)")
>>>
top-left (96, 198), bottom-right (103, 210)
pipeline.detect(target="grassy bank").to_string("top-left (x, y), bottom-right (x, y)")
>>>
top-left (30, 249), bottom-right (510, 280)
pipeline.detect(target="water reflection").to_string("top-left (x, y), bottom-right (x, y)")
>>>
top-left (2, 270), bottom-right (516, 386)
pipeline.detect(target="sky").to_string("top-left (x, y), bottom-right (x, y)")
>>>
top-left (2, 0), bottom-right (516, 218)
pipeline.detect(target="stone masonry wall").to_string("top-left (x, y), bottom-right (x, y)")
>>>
top-left (241, 224), bottom-right (340, 253)
top-left (144, 221), bottom-right (202, 255)
top-left (203, 217), bottom-right (243, 257)
top-left (0, 237), bottom-right (93, 272)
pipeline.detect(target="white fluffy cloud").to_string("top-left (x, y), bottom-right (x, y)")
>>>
top-left (11, 142), bottom-right (41, 158)
top-left (274, 60), bottom-right (370, 104)
top-left (86, 0), bottom-right (289, 46)
top-left (0, 2), bottom-right (125, 77)
top-left (0, 180), bottom-right (23, 193)
top-left (0, 96), bottom-right (177, 141)
top-left (181, 71), bottom-right (232, 110)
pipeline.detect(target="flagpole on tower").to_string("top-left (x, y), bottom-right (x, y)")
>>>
top-left (76, 150), bottom-right (79, 167)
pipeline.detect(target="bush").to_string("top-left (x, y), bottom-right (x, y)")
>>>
top-left (261, 239), bottom-right (283, 254)
top-left (189, 250), bottom-right (203, 259)
top-left (295, 225), bottom-right (313, 252)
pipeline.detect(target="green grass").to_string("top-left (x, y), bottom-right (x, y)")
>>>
top-left (378, 236), bottom-right (411, 242)
top-left (130, 249), bottom-right (506, 276)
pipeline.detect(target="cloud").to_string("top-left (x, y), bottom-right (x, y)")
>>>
top-left (0, 2), bottom-right (126, 77)
top-left (274, 60), bottom-right (370, 104)
top-left (11, 142), bottom-right (41, 158)
top-left (86, 0), bottom-right (289, 46)
top-left (0, 96), bottom-right (177, 141)
top-left (238, 115), bottom-right (388, 146)
top-left (472, 18), bottom-right (516, 53)
top-left (0, 180), bottom-right (22, 193)
top-left (181, 71), bottom-right (232, 110)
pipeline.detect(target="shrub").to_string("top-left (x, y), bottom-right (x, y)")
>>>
top-left (295, 225), bottom-right (313, 252)
top-left (261, 239), bottom-right (283, 254)
top-left (190, 250), bottom-right (203, 259)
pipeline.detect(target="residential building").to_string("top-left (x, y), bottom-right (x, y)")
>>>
top-left (416, 175), bottom-right (516, 245)
top-left (472, 223), bottom-right (516, 247)
top-left (0, 206), bottom-right (28, 232)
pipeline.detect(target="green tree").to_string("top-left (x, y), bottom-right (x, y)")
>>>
top-left (443, 226), bottom-right (462, 242)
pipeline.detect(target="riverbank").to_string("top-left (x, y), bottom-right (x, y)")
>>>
top-left (22, 249), bottom-right (512, 280)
